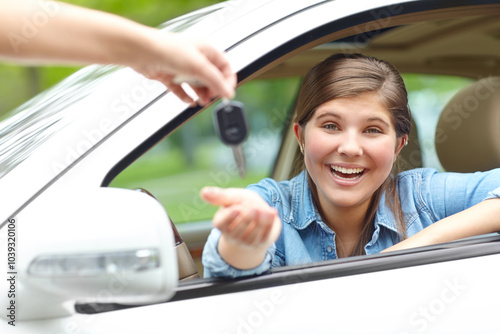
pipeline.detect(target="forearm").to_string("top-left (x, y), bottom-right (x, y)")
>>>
top-left (218, 234), bottom-right (271, 270)
top-left (0, 1), bottom-right (153, 67)
top-left (385, 198), bottom-right (500, 252)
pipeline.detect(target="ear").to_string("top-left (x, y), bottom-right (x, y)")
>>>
top-left (395, 134), bottom-right (409, 156)
top-left (293, 122), bottom-right (303, 147)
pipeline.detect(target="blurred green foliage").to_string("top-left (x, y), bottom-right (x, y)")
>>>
top-left (0, 0), bottom-right (221, 117)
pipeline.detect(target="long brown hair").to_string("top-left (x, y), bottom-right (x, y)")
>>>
top-left (294, 53), bottom-right (411, 256)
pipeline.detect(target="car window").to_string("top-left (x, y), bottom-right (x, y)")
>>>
top-left (402, 73), bottom-right (473, 171)
top-left (109, 72), bottom-right (473, 225)
top-left (110, 77), bottom-right (301, 224)
top-left (107, 3), bottom-right (498, 281)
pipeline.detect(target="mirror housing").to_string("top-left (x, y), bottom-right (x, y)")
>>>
top-left (1, 187), bottom-right (178, 321)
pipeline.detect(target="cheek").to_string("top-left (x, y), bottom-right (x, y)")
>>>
top-left (369, 140), bottom-right (397, 170)
top-left (304, 131), bottom-right (335, 159)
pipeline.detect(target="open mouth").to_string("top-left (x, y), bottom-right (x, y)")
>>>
top-left (330, 165), bottom-right (365, 180)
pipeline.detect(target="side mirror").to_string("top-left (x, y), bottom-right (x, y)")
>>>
top-left (1, 187), bottom-right (178, 321)
top-left (135, 188), bottom-right (199, 281)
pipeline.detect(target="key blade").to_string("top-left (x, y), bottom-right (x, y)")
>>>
top-left (232, 145), bottom-right (246, 178)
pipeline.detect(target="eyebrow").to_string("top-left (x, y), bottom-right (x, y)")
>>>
top-left (315, 112), bottom-right (391, 128)
top-left (366, 117), bottom-right (391, 128)
top-left (316, 112), bottom-right (341, 120)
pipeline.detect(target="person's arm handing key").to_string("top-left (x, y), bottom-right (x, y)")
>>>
top-left (0, 1), bottom-right (236, 105)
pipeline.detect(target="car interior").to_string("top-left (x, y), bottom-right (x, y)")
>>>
top-left (436, 76), bottom-right (500, 173)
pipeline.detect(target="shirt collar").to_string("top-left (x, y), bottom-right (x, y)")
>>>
top-left (288, 170), bottom-right (322, 230)
top-left (374, 193), bottom-right (399, 233)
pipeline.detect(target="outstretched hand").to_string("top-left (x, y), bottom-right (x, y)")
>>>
top-left (201, 187), bottom-right (282, 250)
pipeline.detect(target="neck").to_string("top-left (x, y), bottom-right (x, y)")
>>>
top-left (322, 201), bottom-right (367, 238)
top-left (315, 193), bottom-right (372, 257)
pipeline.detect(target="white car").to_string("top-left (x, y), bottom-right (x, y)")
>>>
top-left (2, 0), bottom-right (500, 333)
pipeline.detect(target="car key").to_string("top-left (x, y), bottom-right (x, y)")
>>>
top-left (214, 99), bottom-right (248, 178)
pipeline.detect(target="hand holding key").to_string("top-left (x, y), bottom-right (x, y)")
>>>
top-left (214, 100), bottom-right (248, 178)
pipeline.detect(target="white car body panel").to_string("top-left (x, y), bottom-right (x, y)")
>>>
top-left (5, 253), bottom-right (500, 333)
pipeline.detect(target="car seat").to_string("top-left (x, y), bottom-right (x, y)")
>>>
top-left (435, 77), bottom-right (500, 172)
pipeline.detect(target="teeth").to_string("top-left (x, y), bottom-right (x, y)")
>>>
top-left (330, 165), bottom-right (364, 174)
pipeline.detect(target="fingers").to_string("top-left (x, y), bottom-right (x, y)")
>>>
top-left (214, 205), bottom-right (278, 247)
top-left (203, 186), bottom-right (280, 248)
top-left (160, 75), bottom-right (211, 106)
top-left (190, 86), bottom-right (213, 106)
top-left (171, 43), bottom-right (236, 104)
top-left (163, 80), bottom-right (195, 104)
top-left (243, 209), bottom-right (276, 246)
top-left (200, 186), bottom-right (253, 207)
top-left (140, 69), bottom-right (195, 104)
top-left (195, 43), bottom-right (236, 100)
top-left (137, 32), bottom-right (236, 106)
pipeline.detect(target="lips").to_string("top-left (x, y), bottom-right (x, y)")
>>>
top-left (330, 165), bottom-right (365, 180)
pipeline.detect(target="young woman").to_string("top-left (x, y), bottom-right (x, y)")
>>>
top-left (201, 53), bottom-right (500, 278)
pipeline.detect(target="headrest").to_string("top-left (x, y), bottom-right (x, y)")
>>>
top-left (435, 77), bottom-right (500, 172)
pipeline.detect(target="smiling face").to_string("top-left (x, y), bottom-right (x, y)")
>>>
top-left (294, 91), bottom-right (406, 215)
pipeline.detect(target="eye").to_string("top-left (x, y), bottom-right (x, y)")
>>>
top-left (323, 123), bottom-right (339, 131)
top-left (365, 127), bottom-right (383, 134)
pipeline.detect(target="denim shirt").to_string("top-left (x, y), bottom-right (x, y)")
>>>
top-left (202, 168), bottom-right (500, 278)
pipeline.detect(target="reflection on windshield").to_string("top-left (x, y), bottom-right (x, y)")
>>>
top-left (158, 6), bottom-right (222, 33)
top-left (0, 65), bottom-right (117, 179)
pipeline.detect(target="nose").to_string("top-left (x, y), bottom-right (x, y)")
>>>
top-left (337, 131), bottom-right (363, 157)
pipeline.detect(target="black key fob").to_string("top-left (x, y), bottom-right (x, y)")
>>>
top-left (213, 100), bottom-right (248, 146)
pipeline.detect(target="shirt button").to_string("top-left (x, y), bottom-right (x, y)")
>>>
top-left (327, 246), bottom-right (333, 253)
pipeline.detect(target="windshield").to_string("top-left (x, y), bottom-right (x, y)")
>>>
top-left (0, 65), bottom-right (117, 179)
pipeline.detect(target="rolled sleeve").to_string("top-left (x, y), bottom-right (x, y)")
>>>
top-left (424, 168), bottom-right (500, 219)
top-left (485, 186), bottom-right (500, 200)
top-left (202, 228), bottom-right (275, 278)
